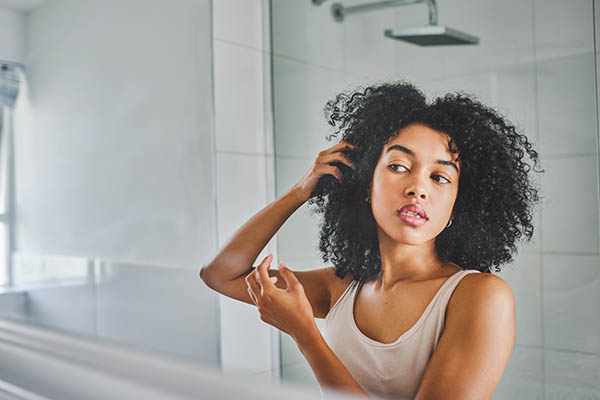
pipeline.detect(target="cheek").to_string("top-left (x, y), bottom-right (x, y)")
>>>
top-left (372, 170), bottom-right (400, 198)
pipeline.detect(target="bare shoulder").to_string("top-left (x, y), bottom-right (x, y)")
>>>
top-left (415, 271), bottom-right (516, 399)
top-left (447, 271), bottom-right (515, 321)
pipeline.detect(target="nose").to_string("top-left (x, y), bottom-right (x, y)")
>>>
top-left (404, 178), bottom-right (428, 200)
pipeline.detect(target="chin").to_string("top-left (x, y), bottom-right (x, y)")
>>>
top-left (382, 229), bottom-right (436, 245)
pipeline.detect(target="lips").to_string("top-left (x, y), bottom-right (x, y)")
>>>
top-left (397, 204), bottom-right (428, 220)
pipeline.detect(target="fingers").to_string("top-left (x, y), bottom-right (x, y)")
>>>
top-left (246, 254), bottom-right (276, 302)
top-left (256, 253), bottom-right (275, 290)
top-left (246, 255), bottom-right (270, 303)
top-left (319, 151), bottom-right (356, 170)
top-left (278, 262), bottom-right (298, 291)
top-left (320, 141), bottom-right (356, 156)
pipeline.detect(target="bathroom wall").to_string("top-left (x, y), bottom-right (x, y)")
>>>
top-left (527, 1), bottom-right (599, 398)
top-left (211, 0), bottom-right (281, 380)
top-left (271, 0), bottom-right (599, 398)
top-left (0, 0), bottom-right (284, 384)
top-left (13, 0), bottom-right (215, 269)
top-left (0, 7), bottom-right (25, 63)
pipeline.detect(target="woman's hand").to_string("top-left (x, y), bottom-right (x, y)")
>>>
top-left (292, 141), bottom-right (356, 202)
top-left (245, 254), bottom-right (317, 342)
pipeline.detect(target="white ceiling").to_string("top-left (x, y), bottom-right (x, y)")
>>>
top-left (0, 0), bottom-right (46, 12)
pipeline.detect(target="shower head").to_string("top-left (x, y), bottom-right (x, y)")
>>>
top-left (326, 0), bottom-right (480, 47)
top-left (384, 25), bottom-right (479, 46)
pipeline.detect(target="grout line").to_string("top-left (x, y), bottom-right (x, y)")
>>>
top-left (216, 150), bottom-right (271, 157)
top-left (262, 0), bottom-right (282, 382)
top-left (208, 0), bottom-right (224, 372)
top-left (593, 0), bottom-right (600, 266)
top-left (212, 37), bottom-right (267, 54)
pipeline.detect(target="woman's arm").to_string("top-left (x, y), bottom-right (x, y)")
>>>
top-left (200, 141), bottom-right (355, 289)
top-left (296, 326), bottom-right (369, 397)
top-left (200, 186), bottom-right (306, 285)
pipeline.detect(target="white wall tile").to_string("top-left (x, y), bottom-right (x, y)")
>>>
top-left (540, 156), bottom-right (599, 254)
top-left (271, 0), bottom-right (344, 71)
top-left (219, 296), bottom-right (273, 375)
top-left (216, 152), bottom-right (271, 253)
top-left (281, 359), bottom-right (319, 389)
top-left (216, 151), bottom-right (279, 373)
top-left (274, 156), bottom-right (323, 262)
top-left (214, 40), bottom-right (266, 154)
top-left (342, 5), bottom-right (396, 79)
top-left (496, 252), bottom-right (542, 347)
top-left (596, 0), bottom-right (600, 53)
top-left (536, 53), bottom-right (597, 157)
top-left (276, 359), bottom-right (325, 397)
top-left (534, 0), bottom-right (595, 62)
top-left (493, 63), bottom-right (538, 144)
top-left (0, 7), bottom-right (25, 62)
top-left (212, 0), bottom-right (265, 51)
top-left (544, 348), bottom-right (600, 397)
top-left (273, 56), bottom-right (347, 158)
top-left (212, 0), bottom-right (277, 381)
top-left (543, 254), bottom-right (600, 354)
top-left (419, 70), bottom-right (495, 104)
top-left (492, 345), bottom-right (543, 400)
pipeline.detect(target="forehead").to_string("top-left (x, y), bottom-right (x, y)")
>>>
top-left (382, 123), bottom-right (459, 163)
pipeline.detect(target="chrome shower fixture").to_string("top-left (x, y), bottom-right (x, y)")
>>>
top-left (329, 0), bottom-right (479, 46)
top-left (0, 61), bottom-right (26, 108)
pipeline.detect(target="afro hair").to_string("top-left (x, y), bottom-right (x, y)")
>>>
top-left (306, 81), bottom-right (544, 283)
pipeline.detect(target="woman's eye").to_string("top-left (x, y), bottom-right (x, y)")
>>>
top-left (389, 164), bottom-right (450, 184)
top-left (388, 164), bottom-right (407, 172)
top-left (433, 175), bottom-right (450, 184)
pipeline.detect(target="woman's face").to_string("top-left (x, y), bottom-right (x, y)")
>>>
top-left (368, 122), bottom-right (461, 245)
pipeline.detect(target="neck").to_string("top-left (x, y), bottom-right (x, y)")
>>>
top-left (374, 235), bottom-right (453, 290)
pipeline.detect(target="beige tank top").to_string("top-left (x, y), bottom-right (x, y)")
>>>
top-left (321, 268), bottom-right (481, 399)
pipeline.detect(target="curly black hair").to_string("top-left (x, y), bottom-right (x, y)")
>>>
top-left (307, 81), bottom-right (544, 283)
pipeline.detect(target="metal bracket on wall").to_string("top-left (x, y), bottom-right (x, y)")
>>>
top-left (328, 0), bottom-right (437, 24)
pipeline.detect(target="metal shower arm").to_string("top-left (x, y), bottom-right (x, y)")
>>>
top-left (331, 0), bottom-right (438, 25)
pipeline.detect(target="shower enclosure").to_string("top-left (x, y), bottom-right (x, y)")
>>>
top-left (270, 0), bottom-right (600, 398)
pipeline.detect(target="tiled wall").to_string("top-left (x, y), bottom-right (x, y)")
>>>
top-left (212, 0), bottom-right (281, 382)
top-left (0, 7), bottom-right (25, 63)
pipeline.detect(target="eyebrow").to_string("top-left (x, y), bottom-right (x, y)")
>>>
top-left (386, 144), bottom-right (459, 173)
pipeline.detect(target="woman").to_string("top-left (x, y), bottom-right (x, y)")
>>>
top-left (200, 81), bottom-right (543, 399)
